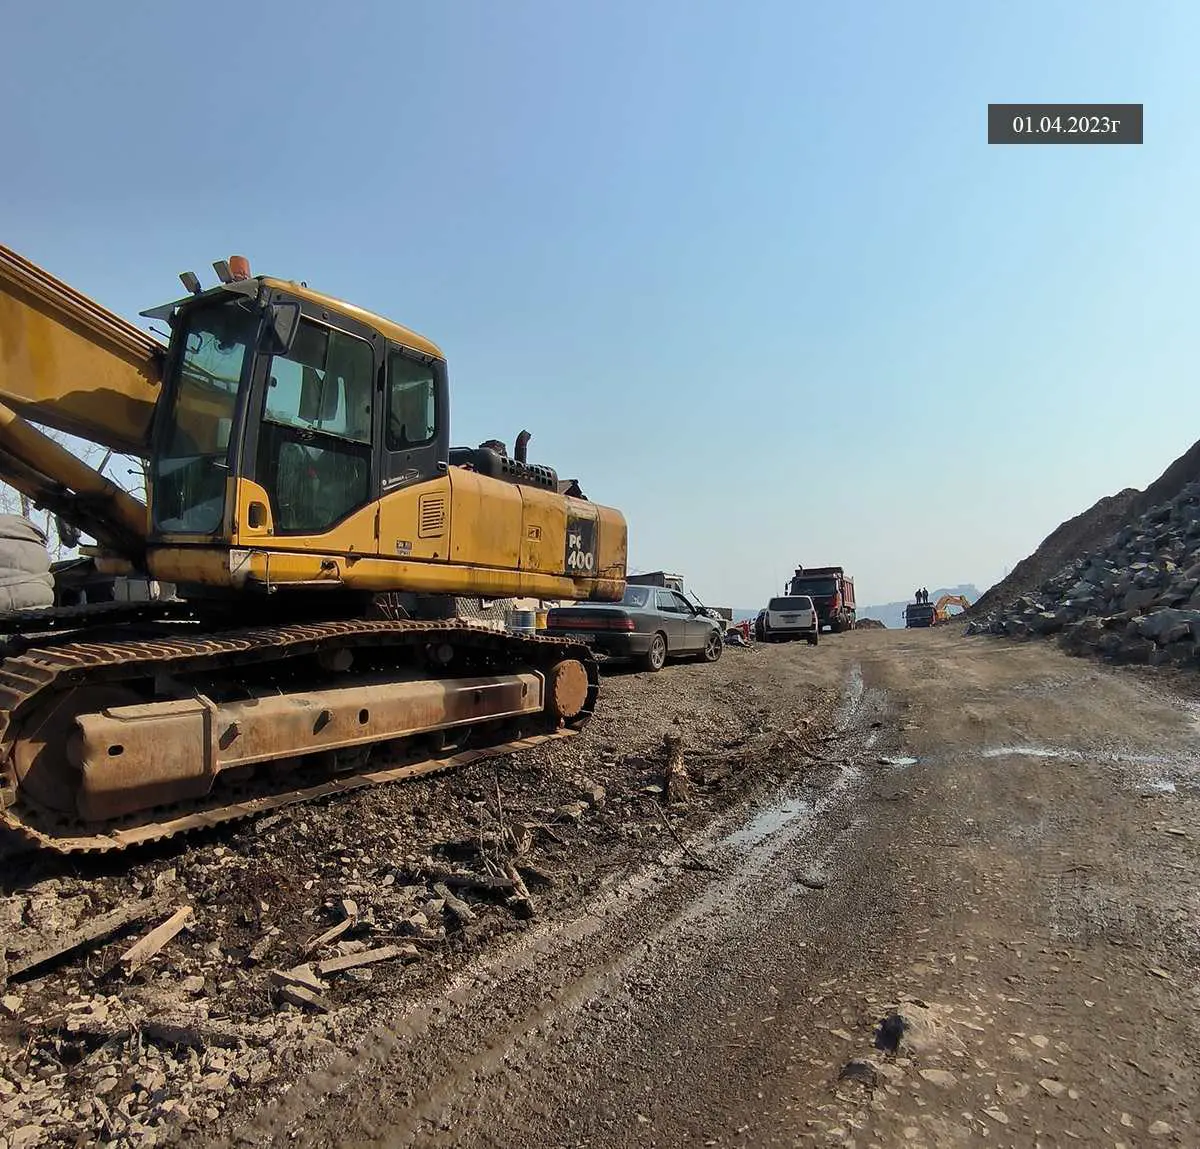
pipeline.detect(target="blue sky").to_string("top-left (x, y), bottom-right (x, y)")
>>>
top-left (3, 1), bottom-right (1198, 608)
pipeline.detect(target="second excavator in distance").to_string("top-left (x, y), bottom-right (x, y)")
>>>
top-left (0, 245), bottom-right (627, 853)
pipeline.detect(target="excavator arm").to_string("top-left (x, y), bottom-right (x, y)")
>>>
top-left (933, 594), bottom-right (971, 622)
top-left (0, 244), bottom-right (161, 561)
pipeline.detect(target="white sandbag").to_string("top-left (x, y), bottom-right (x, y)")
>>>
top-left (0, 572), bottom-right (55, 613)
top-left (0, 514), bottom-right (50, 546)
top-left (0, 515), bottom-right (54, 611)
top-left (0, 538), bottom-right (52, 577)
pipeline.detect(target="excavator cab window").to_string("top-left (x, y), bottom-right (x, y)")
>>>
top-left (152, 300), bottom-right (257, 534)
top-left (255, 318), bottom-right (375, 534)
top-left (386, 351), bottom-right (437, 450)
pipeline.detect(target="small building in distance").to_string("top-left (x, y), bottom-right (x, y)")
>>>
top-left (626, 571), bottom-right (686, 592)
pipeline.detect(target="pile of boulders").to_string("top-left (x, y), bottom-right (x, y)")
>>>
top-left (967, 480), bottom-right (1200, 667)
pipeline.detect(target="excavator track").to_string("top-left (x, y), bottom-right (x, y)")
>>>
top-left (0, 618), bottom-right (599, 855)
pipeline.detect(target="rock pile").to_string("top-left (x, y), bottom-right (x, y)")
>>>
top-left (968, 479), bottom-right (1200, 667)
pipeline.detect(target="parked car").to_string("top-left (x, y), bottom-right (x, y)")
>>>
top-left (762, 595), bottom-right (820, 645)
top-left (544, 585), bottom-right (723, 671)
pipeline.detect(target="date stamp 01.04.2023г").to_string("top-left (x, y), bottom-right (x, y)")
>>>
top-left (988, 103), bottom-right (1143, 144)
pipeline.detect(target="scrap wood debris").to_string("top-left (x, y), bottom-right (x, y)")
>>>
top-left (0, 664), bottom-right (836, 1147)
top-left (118, 906), bottom-right (195, 977)
top-left (4, 891), bottom-right (175, 983)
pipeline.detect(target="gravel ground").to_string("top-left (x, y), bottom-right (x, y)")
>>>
top-left (4, 628), bottom-right (1198, 1148)
top-left (0, 641), bottom-right (837, 1148)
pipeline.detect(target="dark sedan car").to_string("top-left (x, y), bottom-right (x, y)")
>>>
top-left (545, 585), bottom-right (723, 671)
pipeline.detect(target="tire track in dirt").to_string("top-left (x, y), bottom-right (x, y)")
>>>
top-left (214, 662), bottom-right (890, 1148)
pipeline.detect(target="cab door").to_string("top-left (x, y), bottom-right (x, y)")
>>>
top-left (674, 592), bottom-right (713, 652)
top-left (375, 345), bottom-right (453, 561)
top-left (653, 589), bottom-right (686, 650)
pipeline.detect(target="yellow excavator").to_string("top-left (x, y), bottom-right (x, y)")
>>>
top-left (933, 594), bottom-right (970, 623)
top-left (0, 245), bottom-right (627, 853)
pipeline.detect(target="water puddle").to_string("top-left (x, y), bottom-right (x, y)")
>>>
top-left (724, 797), bottom-right (813, 849)
top-left (982, 745), bottom-right (1176, 766)
top-left (1142, 779), bottom-right (1177, 794)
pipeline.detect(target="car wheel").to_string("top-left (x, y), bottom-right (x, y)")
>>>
top-left (643, 632), bottom-right (668, 672)
top-left (702, 630), bottom-right (723, 662)
top-left (807, 631), bottom-right (819, 646)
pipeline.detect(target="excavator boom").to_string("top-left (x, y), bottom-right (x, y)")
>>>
top-left (0, 244), bottom-right (163, 456)
top-left (0, 244), bottom-right (161, 560)
top-left (933, 594), bottom-right (971, 622)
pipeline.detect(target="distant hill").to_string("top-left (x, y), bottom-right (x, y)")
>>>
top-left (859, 584), bottom-right (980, 629)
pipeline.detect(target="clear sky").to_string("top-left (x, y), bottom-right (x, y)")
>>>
top-left (4, 1), bottom-right (1198, 609)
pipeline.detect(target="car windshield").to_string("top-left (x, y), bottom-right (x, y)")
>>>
top-left (791, 578), bottom-right (838, 597)
top-left (621, 586), bottom-right (652, 608)
top-left (769, 597), bottom-right (812, 611)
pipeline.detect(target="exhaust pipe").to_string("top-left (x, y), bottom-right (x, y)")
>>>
top-left (514, 429), bottom-right (531, 464)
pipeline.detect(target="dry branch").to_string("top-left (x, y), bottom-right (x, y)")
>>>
top-left (502, 862), bottom-right (536, 919)
top-left (642, 798), bottom-right (719, 873)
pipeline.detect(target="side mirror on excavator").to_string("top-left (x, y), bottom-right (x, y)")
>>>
top-left (265, 301), bottom-right (301, 355)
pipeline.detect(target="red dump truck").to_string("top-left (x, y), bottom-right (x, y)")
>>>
top-left (787, 565), bottom-right (856, 633)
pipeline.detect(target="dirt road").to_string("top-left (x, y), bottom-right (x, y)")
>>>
top-left (4, 629), bottom-right (1198, 1148)
top-left (219, 630), bottom-right (1199, 1148)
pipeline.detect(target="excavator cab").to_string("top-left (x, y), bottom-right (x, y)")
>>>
top-left (146, 278), bottom-right (445, 550)
top-left (138, 265), bottom-right (626, 606)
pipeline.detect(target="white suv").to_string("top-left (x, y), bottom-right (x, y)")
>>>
top-left (764, 595), bottom-right (820, 645)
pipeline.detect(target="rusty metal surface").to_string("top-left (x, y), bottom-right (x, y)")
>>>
top-left (70, 672), bottom-right (545, 821)
top-left (547, 658), bottom-right (590, 720)
top-left (0, 618), bottom-right (598, 854)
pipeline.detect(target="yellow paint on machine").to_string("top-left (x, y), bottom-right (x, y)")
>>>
top-left (160, 474), bottom-right (627, 601)
top-left (0, 243), bottom-right (162, 456)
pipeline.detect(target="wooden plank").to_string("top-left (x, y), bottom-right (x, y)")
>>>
top-left (270, 964), bottom-right (324, 992)
top-left (7, 891), bottom-right (174, 981)
top-left (276, 983), bottom-right (332, 1013)
top-left (302, 899), bottom-right (358, 956)
top-left (118, 906), bottom-right (194, 976)
top-left (314, 945), bottom-right (412, 976)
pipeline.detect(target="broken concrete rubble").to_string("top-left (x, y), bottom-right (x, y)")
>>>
top-left (968, 478), bottom-right (1200, 670)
